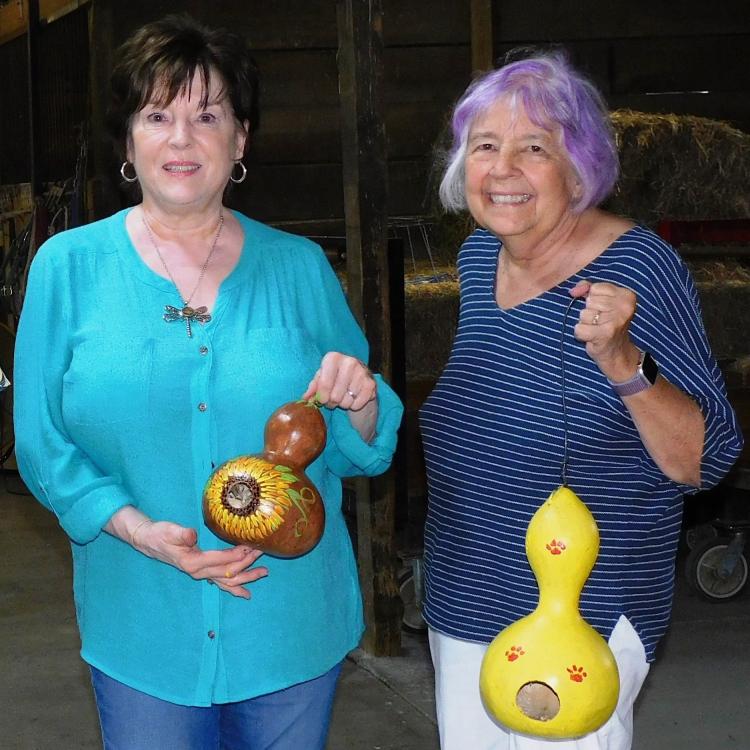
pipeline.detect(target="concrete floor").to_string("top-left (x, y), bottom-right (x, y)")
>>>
top-left (2, 473), bottom-right (750, 750)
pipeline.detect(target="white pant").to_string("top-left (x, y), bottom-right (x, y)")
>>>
top-left (429, 616), bottom-right (650, 750)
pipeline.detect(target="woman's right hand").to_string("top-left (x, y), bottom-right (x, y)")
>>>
top-left (107, 508), bottom-right (268, 599)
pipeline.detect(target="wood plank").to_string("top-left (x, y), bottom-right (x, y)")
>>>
top-left (0, 34), bottom-right (30, 184)
top-left (384, 45), bottom-right (471, 102)
top-left (251, 107), bottom-right (341, 164)
top-left (87, 0), bottom-right (119, 219)
top-left (253, 49), bottom-right (340, 108)
top-left (385, 102), bottom-right (455, 160)
top-left (0, 0), bottom-right (89, 33)
top-left (611, 36), bottom-right (750, 95)
top-left (35, 6), bottom-right (89, 182)
top-left (493, 0), bottom-right (750, 41)
top-left (256, 44), bottom-right (470, 113)
top-left (252, 100), bottom-right (455, 165)
top-left (109, 0), bottom-right (338, 50)
top-left (97, 0), bottom-right (472, 51)
top-left (336, 0), bottom-right (402, 657)
top-left (224, 157), bottom-right (432, 225)
top-left (388, 158), bottom-right (433, 217)
top-left (0, 0), bottom-right (26, 46)
top-left (26, 0), bottom-right (41, 195)
top-left (230, 162), bottom-right (342, 223)
top-left (383, 0), bottom-right (469, 46)
top-left (39, 0), bottom-right (89, 23)
top-left (470, 0), bottom-right (493, 73)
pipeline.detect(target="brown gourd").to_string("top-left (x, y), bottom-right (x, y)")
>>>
top-left (202, 398), bottom-right (326, 557)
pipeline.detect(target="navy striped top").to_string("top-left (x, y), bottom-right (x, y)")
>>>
top-left (419, 226), bottom-right (743, 661)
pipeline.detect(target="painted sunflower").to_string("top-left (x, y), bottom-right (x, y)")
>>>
top-left (203, 456), bottom-right (299, 544)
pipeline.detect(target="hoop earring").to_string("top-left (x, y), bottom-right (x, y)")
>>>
top-left (120, 161), bottom-right (138, 183)
top-left (230, 161), bottom-right (247, 184)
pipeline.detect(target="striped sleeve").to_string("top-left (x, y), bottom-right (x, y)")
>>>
top-left (614, 231), bottom-right (743, 491)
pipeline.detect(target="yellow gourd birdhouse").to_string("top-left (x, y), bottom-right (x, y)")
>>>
top-left (479, 485), bottom-right (619, 739)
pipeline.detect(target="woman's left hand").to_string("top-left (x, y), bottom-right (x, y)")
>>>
top-left (570, 280), bottom-right (641, 380)
top-left (303, 352), bottom-right (377, 412)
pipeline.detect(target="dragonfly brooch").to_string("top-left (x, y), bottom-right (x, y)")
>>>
top-left (163, 305), bottom-right (211, 338)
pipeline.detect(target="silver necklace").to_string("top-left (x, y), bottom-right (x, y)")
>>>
top-left (141, 211), bottom-right (225, 337)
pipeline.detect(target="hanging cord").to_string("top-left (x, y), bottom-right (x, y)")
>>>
top-left (559, 294), bottom-right (585, 487)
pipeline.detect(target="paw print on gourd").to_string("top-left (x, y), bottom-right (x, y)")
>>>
top-left (546, 539), bottom-right (566, 555)
top-left (479, 486), bottom-right (620, 739)
top-left (567, 665), bottom-right (587, 683)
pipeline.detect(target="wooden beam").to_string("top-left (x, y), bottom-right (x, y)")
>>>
top-left (26, 0), bottom-right (41, 196)
top-left (0, 0), bottom-right (26, 47)
top-left (0, 0), bottom-right (91, 46)
top-left (40, 0), bottom-right (89, 23)
top-left (470, 0), bottom-right (494, 73)
top-left (88, 0), bottom-right (122, 220)
top-left (336, 0), bottom-right (402, 657)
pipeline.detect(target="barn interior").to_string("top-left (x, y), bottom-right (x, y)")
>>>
top-left (1, 2), bottom-right (749, 748)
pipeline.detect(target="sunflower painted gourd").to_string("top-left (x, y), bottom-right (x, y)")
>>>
top-left (203, 399), bottom-right (326, 557)
top-left (479, 485), bottom-right (620, 739)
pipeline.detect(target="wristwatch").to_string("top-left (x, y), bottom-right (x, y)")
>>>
top-left (607, 351), bottom-right (659, 397)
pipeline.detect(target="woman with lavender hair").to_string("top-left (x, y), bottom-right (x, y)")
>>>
top-left (420, 52), bottom-right (741, 749)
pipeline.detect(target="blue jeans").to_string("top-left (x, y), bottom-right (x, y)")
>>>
top-left (90, 662), bottom-right (342, 750)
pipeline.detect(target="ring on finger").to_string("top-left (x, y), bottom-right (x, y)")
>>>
top-left (346, 389), bottom-right (358, 398)
top-left (592, 311), bottom-right (601, 326)
top-left (225, 568), bottom-right (234, 579)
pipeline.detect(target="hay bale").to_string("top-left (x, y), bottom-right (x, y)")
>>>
top-left (686, 258), bottom-right (750, 285)
top-left (404, 279), bottom-right (459, 379)
top-left (606, 110), bottom-right (750, 227)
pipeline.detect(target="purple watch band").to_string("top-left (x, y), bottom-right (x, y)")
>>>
top-left (607, 351), bottom-right (658, 397)
top-left (608, 374), bottom-right (651, 397)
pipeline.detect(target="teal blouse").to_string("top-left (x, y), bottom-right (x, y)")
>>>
top-left (14, 209), bottom-right (403, 706)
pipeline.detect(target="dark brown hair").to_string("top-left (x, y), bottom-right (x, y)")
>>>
top-left (106, 14), bottom-right (259, 160)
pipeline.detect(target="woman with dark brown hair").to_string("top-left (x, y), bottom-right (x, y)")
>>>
top-left (15, 15), bottom-right (402, 749)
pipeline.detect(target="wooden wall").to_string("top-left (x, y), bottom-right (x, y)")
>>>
top-left (0, 5), bottom-right (88, 186)
top-left (88, 0), bottom-right (472, 230)
top-left (492, 0), bottom-right (750, 133)
top-left (2, 1), bottom-right (749, 228)
top-left (0, 33), bottom-right (30, 185)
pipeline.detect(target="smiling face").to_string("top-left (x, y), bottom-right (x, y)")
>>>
top-left (127, 70), bottom-right (248, 216)
top-left (464, 98), bottom-right (581, 251)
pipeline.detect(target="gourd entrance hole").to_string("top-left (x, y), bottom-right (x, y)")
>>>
top-left (222, 476), bottom-right (261, 515)
top-left (516, 682), bottom-right (560, 721)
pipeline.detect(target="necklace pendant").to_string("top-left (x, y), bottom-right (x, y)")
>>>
top-left (182, 306), bottom-right (195, 338)
top-left (163, 304), bottom-right (212, 338)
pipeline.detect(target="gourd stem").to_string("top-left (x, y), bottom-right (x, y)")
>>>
top-left (559, 294), bottom-right (584, 487)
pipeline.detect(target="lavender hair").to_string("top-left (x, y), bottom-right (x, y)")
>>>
top-left (438, 51), bottom-right (619, 213)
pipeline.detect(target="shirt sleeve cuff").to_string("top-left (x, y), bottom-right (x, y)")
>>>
top-left (56, 479), bottom-right (137, 545)
top-left (327, 374), bottom-right (404, 477)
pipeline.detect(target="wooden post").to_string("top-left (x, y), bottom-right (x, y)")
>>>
top-left (470, 0), bottom-right (494, 73)
top-left (27, 0), bottom-right (42, 197)
top-left (88, 1), bottom-right (121, 220)
top-left (336, 0), bottom-right (402, 656)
